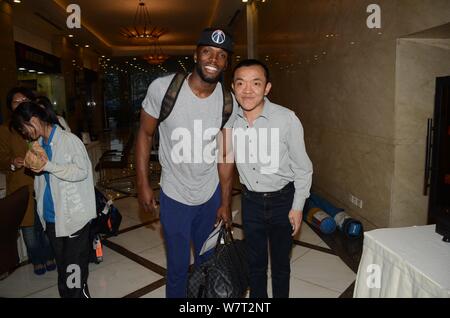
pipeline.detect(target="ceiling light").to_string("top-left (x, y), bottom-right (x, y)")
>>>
top-left (121, 0), bottom-right (167, 40)
top-left (28, 70), bottom-right (36, 73)
top-left (143, 39), bottom-right (169, 65)
top-left (18, 67), bottom-right (26, 71)
top-left (37, 72), bottom-right (44, 74)
top-left (68, 34), bottom-right (74, 38)
top-left (85, 44), bottom-right (90, 48)
top-left (14, 0), bottom-right (21, 3)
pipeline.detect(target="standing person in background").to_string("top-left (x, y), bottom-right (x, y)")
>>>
top-left (231, 59), bottom-right (313, 298)
top-left (10, 101), bottom-right (96, 298)
top-left (0, 87), bottom-right (56, 276)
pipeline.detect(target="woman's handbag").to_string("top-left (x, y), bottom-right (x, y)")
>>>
top-left (187, 225), bottom-right (249, 298)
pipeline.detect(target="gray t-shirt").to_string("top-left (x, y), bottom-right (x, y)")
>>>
top-left (142, 73), bottom-right (237, 206)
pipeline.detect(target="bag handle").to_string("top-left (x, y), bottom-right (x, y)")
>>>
top-left (215, 224), bottom-right (235, 252)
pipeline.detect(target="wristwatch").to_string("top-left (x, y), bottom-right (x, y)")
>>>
top-left (10, 163), bottom-right (16, 171)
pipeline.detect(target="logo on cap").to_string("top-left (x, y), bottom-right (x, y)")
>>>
top-left (211, 30), bottom-right (226, 45)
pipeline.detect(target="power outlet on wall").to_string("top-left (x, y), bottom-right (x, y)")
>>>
top-left (349, 194), bottom-right (363, 209)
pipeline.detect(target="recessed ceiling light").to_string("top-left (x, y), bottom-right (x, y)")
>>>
top-left (37, 71), bottom-right (44, 74)
top-left (85, 44), bottom-right (90, 48)
top-left (28, 70), bottom-right (36, 73)
top-left (14, 0), bottom-right (21, 3)
top-left (18, 67), bottom-right (26, 71)
top-left (68, 34), bottom-right (74, 38)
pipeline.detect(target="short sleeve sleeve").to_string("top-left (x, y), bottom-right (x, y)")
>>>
top-left (142, 76), bottom-right (172, 119)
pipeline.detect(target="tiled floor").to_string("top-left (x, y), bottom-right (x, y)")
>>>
top-left (0, 188), bottom-right (358, 298)
top-left (0, 131), bottom-right (361, 298)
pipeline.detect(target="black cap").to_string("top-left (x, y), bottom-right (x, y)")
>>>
top-left (197, 28), bottom-right (234, 53)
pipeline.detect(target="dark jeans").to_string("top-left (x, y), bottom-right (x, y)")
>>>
top-left (46, 222), bottom-right (91, 298)
top-left (159, 186), bottom-right (220, 298)
top-left (241, 182), bottom-right (294, 298)
top-left (21, 210), bottom-right (54, 265)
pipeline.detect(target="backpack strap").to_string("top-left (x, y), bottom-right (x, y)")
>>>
top-left (159, 72), bottom-right (232, 130)
top-left (221, 84), bottom-right (233, 130)
top-left (158, 72), bottom-right (188, 125)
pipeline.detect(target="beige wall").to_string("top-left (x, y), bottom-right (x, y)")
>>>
top-left (392, 39), bottom-right (450, 227)
top-left (254, 0), bottom-right (450, 228)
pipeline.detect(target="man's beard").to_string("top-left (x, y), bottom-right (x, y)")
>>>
top-left (195, 63), bottom-right (223, 84)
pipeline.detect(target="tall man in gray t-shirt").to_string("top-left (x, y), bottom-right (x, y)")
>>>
top-left (136, 28), bottom-right (237, 298)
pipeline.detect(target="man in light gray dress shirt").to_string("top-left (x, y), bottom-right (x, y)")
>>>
top-left (231, 59), bottom-right (313, 298)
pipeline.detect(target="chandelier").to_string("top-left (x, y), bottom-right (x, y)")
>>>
top-left (121, 0), bottom-right (167, 40)
top-left (143, 39), bottom-right (169, 65)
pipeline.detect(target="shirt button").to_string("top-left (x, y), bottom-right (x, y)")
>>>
top-left (253, 168), bottom-right (255, 171)
top-left (256, 181), bottom-right (259, 184)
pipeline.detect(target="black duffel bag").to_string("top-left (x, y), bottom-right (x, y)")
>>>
top-left (187, 225), bottom-right (249, 298)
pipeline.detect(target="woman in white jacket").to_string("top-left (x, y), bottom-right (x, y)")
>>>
top-left (11, 101), bottom-right (96, 298)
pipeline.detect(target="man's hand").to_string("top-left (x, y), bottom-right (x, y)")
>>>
top-left (289, 210), bottom-right (303, 237)
top-left (12, 157), bottom-right (24, 169)
top-left (216, 205), bottom-right (232, 229)
top-left (138, 184), bottom-right (158, 214)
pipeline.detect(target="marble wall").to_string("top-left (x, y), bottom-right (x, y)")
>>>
top-left (392, 39), bottom-right (450, 227)
top-left (254, 0), bottom-right (450, 228)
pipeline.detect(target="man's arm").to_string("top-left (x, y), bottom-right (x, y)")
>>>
top-left (287, 112), bottom-right (313, 236)
top-left (216, 128), bottom-right (235, 228)
top-left (136, 110), bottom-right (159, 213)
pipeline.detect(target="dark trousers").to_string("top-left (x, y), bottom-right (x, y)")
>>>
top-left (159, 186), bottom-right (220, 298)
top-left (46, 222), bottom-right (91, 298)
top-left (241, 182), bottom-right (294, 298)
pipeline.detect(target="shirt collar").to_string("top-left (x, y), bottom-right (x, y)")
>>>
top-left (41, 125), bottom-right (57, 147)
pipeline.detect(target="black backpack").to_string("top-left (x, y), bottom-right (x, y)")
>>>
top-left (158, 72), bottom-right (233, 129)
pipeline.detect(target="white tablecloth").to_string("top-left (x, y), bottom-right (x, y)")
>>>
top-left (354, 225), bottom-right (450, 298)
